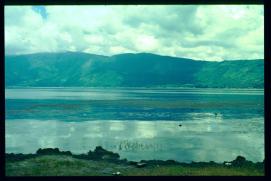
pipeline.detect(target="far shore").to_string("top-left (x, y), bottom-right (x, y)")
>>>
top-left (5, 86), bottom-right (264, 90)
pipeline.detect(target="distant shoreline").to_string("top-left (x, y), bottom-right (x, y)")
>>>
top-left (5, 86), bottom-right (264, 90)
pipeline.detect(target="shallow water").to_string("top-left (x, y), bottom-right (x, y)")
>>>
top-left (5, 87), bottom-right (264, 162)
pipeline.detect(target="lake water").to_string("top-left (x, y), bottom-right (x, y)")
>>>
top-left (5, 87), bottom-right (264, 163)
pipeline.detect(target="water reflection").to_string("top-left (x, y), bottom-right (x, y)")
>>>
top-left (5, 88), bottom-right (264, 162)
top-left (5, 88), bottom-right (127, 100)
top-left (6, 116), bottom-right (264, 163)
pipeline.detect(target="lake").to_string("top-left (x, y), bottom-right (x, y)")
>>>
top-left (5, 87), bottom-right (264, 163)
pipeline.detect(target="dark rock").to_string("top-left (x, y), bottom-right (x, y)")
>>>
top-left (36, 148), bottom-right (60, 155)
top-left (231, 156), bottom-right (247, 167)
top-left (228, 156), bottom-right (255, 167)
top-left (128, 161), bottom-right (138, 166)
top-left (120, 158), bottom-right (128, 162)
top-left (63, 151), bottom-right (72, 155)
top-left (72, 154), bottom-right (90, 160)
top-left (255, 162), bottom-right (264, 169)
top-left (166, 160), bottom-right (179, 165)
top-left (6, 153), bottom-right (37, 162)
top-left (88, 146), bottom-right (120, 161)
top-left (208, 161), bottom-right (217, 165)
top-left (101, 154), bottom-right (119, 161)
top-left (139, 159), bottom-right (181, 166)
top-left (190, 161), bottom-right (214, 167)
top-left (36, 148), bottom-right (72, 156)
top-left (235, 156), bottom-right (246, 162)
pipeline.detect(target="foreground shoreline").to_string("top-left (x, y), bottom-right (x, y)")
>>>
top-left (6, 146), bottom-right (264, 176)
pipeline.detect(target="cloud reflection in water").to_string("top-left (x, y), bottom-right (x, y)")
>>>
top-left (5, 114), bottom-right (264, 163)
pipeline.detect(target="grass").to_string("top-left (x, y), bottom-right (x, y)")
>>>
top-left (6, 155), bottom-right (264, 176)
top-left (6, 155), bottom-right (128, 176)
top-left (123, 166), bottom-right (263, 176)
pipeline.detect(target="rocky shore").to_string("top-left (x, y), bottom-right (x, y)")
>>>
top-left (6, 146), bottom-right (264, 176)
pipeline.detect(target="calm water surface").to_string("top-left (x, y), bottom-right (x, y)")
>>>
top-left (5, 87), bottom-right (264, 162)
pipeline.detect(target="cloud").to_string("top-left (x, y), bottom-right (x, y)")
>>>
top-left (5, 5), bottom-right (264, 61)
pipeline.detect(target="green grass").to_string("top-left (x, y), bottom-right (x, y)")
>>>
top-left (6, 155), bottom-right (264, 176)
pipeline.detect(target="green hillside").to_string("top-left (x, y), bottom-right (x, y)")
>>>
top-left (5, 52), bottom-right (264, 88)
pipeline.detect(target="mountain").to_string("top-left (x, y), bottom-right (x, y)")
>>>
top-left (5, 52), bottom-right (264, 88)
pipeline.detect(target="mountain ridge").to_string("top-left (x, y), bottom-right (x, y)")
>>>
top-left (6, 51), bottom-right (262, 62)
top-left (5, 52), bottom-right (264, 88)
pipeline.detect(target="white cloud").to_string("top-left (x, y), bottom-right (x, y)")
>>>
top-left (5, 5), bottom-right (264, 61)
top-left (134, 35), bottom-right (159, 52)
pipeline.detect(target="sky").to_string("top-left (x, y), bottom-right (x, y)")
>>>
top-left (5, 5), bottom-right (264, 61)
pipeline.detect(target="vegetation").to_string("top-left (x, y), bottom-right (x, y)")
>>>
top-left (5, 52), bottom-right (263, 88)
top-left (6, 147), bottom-right (264, 176)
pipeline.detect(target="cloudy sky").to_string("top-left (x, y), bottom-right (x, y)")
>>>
top-left (5, 5), bottom-right (263, 61)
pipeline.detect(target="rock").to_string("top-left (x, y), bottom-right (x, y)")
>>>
top-left (37, 148), bottom-right (60, 155)
top-left (228, 156), bottom-right (254, 167)
top-left (36, 148), bottom-right (72, 156)
top-left (120, 158), bottom-right (128, 163)
top-left (88, 146), bottom-right (120, 161)
top-left (166, 160), bottom-right (178, 165)
top-left (128, 161), bottom-right (138, 166)
top-left (6, 153), bottom-right (37, 162)
top-left (140, 159), bottom-right (180, 166)
top-left (231, 156), bottom-right (247, 167)
top-left (179, 124), bottom-right (182, 127)
top-left (101, 154), bottom-right (119, 161)
top-left (208, 161), bottom-right (218, 166)
top-left (63, 151), bottom-right (72, 155)
top-left (72, 154), bottom-right (90, 160)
